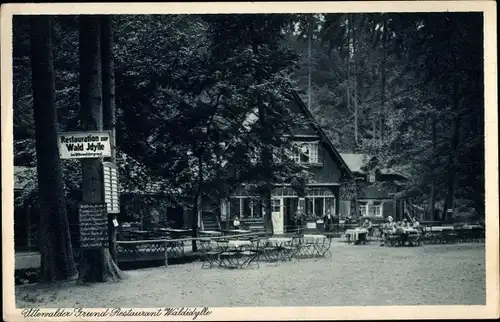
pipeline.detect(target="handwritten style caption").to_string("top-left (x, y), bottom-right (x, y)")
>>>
top-left (22, 307), bottom-right (212, 320)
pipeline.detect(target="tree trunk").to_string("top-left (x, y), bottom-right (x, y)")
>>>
top-left (307, 17), bottom-right (313, 111)
top-left (379, 16), bottom-right (388, 141)
top-left (428, 119), bottom-right (437, 221)
top-left (191, 156), bottom-right (204, 252)
top-left (29, 16), bottom-right (77, 282)
top-left (351, 16), bottom-right (359, 147)
top-left (251, 32), bottom-right (274, 235)
top-left (346, 16), bottom-right (352, 146)
top-left (79, 16), bottom-right (124, 282)
top-left (444, 114), bottom-right (461, 223)
top-left (100, 15), bottom-right (120, 267)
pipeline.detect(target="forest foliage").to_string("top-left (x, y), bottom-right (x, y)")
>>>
top-left (13, 13), bottom-right (485, 220)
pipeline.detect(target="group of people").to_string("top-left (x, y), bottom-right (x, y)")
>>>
top-left (380, 216), bottom-right (420, 246)
top-left (383, 216), bottom-right (420, 230)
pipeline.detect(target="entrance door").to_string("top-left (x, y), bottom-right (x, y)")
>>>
top-left (271, 198), bottom-right (284, 235)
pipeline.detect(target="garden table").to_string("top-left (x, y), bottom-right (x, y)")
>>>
top-left (297, 234), bottom-right (330, 257)
top-left (462, 224), bottom-right (482, 230)
top-left (426, 226), bottom-right (454, 232)
top-left (268, 237), bottom-right (292, 245)
top-left (217, 240), bottom-right (259, 269)
top-left (267, 237), bottom-right (294, 261)
top-left (200, 230), bottom-right (223, 237)
top-left (345, 228), bottom-right (368, 245)
top-left (228, 240), bottom-right (252, 248)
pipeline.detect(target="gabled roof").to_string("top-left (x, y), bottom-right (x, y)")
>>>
top-left (339, 153), bottom-right (372, 173)
top-left (290, 91), bottom-right (354, 180)
top-left (339, 153), bottom-right (409, 178)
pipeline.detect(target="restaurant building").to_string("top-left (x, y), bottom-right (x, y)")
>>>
top-left (220, 92), bottom-right (354, 234)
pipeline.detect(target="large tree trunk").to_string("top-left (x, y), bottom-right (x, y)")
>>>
top-left (29, 16), bottom-right (77, 282)
top-left (100, 15), bottom-right (120, 267)
top-left (307, 17), bottom-right (313, 111)
top-left (191, 156), bottom-right (204, 252)
top-left (444, 114), bottom-right (461, 223)
top-left (428, 119), bottom-right (437, 221)
top-left (351, 16), bottom-right (359, 147)
top-left (249, 29), bottom-right (274, 235)
top-left (79, 16), bottom-right (124, 282)
top-left (346, 15), bottom-right (352, 146)
top-left (379, 16), bottom-right (388, 141)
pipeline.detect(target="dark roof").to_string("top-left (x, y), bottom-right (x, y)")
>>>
top-left (339, 153), bottom-right (409, 179)
top-left (290, 91), bottom-right (354, 180)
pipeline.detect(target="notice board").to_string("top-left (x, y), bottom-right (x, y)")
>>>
top-left (79, 203), bottom-right (109, 248)
top-left (103, 162), bottom-right (120, 214)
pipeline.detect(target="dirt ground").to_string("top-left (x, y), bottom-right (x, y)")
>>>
top-left (15, 240), bottom-right (485, 307)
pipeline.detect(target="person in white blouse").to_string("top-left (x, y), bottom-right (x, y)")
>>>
top-left (233, 216), bottom-right (240, 229)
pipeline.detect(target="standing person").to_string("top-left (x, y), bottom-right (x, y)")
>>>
top-left (324, 210), bottom-right (333, 232)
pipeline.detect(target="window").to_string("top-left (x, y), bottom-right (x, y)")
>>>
top-left (359, 202), bottom-right (368, 217)
top-left (298, 198), bottom-right (306, 213)
top-left (369, 201), bottom-right (382, 217)
top-left (230, 197), bottom-right (262, 218)
top-left (325, 198), bottom-right (335, 216)
top-left (305, 198), bottom-right (314, 214)
top-left (303, 195), bottom-right (336, 217)
top-left (291, 142), bottom-right (320, 164)
top-left (314, 198), bottom-right (324, 217)
top-left (252, 200), bottom-right (263, 217)
top-left (271, 199), bottom-right (281, 212)
top-left (230, 198), bottom-right (240, 218)
top-left (243, 199), bottom-right (252, 217)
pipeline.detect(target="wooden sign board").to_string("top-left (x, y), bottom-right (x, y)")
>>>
top-left (103, 162), bottom-right (120, 214)
top-left (79, 203), bottom-right (108, 248)
top-left (58, 131), bottom-right (112, 159)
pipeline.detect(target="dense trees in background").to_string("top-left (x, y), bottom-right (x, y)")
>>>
top-left (291, 13), bottom-right (484, 220)
top-left (14, 12), bottom-right (485, 271)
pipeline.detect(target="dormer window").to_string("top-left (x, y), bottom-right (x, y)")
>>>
top-left (368, 172), bottom-right (376, 183)
top-left (292, 141), bottom-right (320, 164)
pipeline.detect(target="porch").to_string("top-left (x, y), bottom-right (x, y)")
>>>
top-left (222, 184), bottom-right (341, 234)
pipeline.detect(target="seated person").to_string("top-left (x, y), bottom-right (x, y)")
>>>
top-left (381, 216), bottom-right (395, 246)
top-left (233, 216), bottom-right (241, 229)
top-left (412, 217), bottom-right (420, 229)
top-left (394, 221), bottom-right (405, 234)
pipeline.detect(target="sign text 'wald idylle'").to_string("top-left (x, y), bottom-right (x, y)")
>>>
top-left (58, 132), bottom-right (112, 159)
